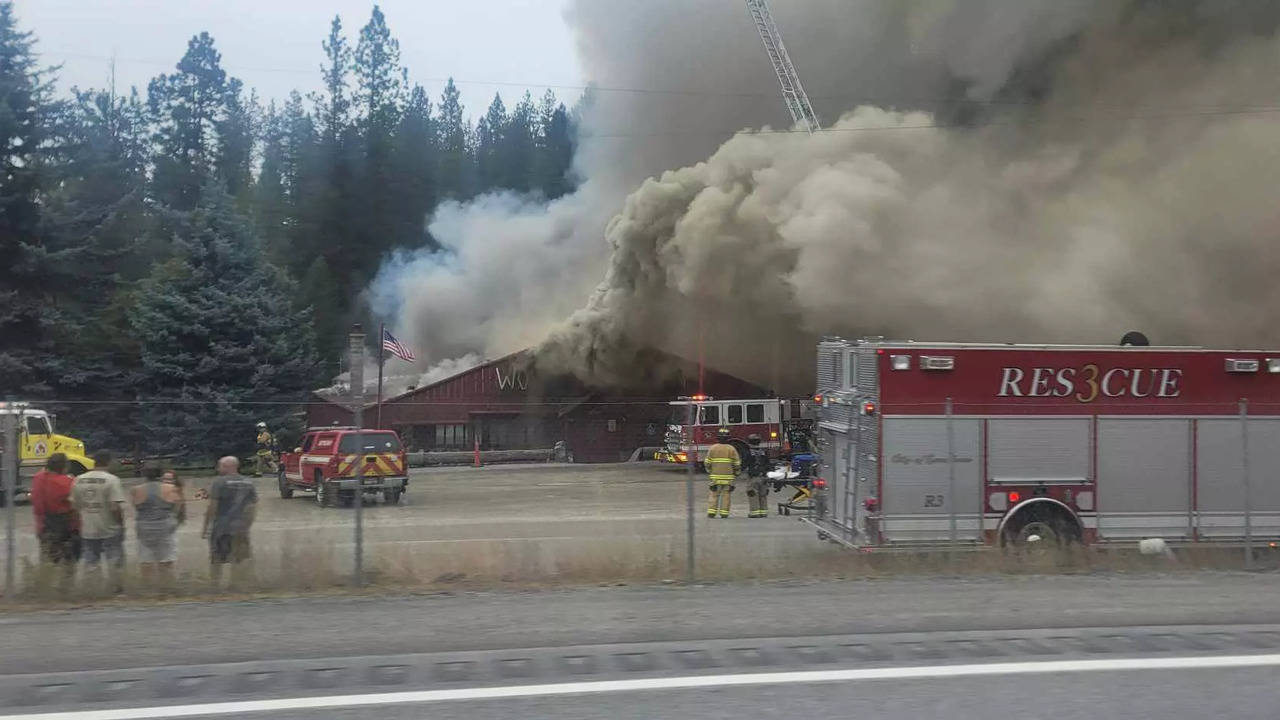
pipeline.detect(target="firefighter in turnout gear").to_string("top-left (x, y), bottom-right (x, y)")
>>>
top-left (253, 422), bottom-right (277, 478)
top-left (745, 434), bottom-right (771, 518)
top-left (705, 428), bottom-right (741, 518)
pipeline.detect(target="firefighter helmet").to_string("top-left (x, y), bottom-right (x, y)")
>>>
top-left (256, 421), bottom-right (267, 429)
top-left (717, 427), bottom-right (731, 439)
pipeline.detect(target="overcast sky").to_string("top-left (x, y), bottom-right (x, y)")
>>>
top-left (13, 0), bottom-right (586, 112)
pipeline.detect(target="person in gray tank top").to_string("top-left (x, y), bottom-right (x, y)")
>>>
top-left (131, 465), bottom-right (186, 590)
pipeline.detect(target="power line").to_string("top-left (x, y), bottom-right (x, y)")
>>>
top-left (42, 48), bottom-right (1280, 116)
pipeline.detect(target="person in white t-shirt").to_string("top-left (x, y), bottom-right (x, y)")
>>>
top-left (71, 451), bottom-right (127, 593)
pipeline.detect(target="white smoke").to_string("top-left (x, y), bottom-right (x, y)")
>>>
top-left (373, 0), bottom-right (1280, 393)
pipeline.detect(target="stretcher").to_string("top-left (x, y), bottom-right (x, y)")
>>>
top-left (766, 452), bottom-right (818, 515)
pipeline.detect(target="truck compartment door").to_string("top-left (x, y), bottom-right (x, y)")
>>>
top-left (1097, 418), bottom-right (1191, 539)
top-left (881, 417), bottom-right (983, 542)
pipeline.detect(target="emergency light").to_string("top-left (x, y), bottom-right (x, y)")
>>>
top-left (861, 401), bottom-right (876, 415)
top-left (920, 355), bottom-right (956, 371)
top-left (1226, 358), bottom-right (1259, 373)
top-left (1269, 358), bottom-right (1280, 374)
top-left (890, 355), bottom-right (911, 371)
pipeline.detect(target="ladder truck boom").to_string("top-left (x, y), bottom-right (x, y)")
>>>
top-left (745, 0), bottom-right (821, 134)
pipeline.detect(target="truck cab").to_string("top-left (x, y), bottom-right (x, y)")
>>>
top-left (655, 396), bottom-right (791, 465)
top-left (278, 427), bottom-right (409, 507)
top-left (0, 402), bottom-right (94, 504)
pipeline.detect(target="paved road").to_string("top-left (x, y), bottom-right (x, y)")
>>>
top-left (4, 573), bottom-right (1280, 718)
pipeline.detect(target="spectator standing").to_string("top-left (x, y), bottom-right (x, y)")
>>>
top-left (202, 456), bottom-right (257, 589)
top-left (71, 451), bottom-right (127, 593)
top-left (131, 465), bottom-right (185, 591)
top-left (30, 453), bottom-right (78, 590)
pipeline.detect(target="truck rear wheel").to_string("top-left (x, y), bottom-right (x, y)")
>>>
top-left (384, 489), bottom-right (402, 506)
top-left (1002, 504), bottom-right (1082, 557)
top-left (278, 468), bottom-right (293, 499)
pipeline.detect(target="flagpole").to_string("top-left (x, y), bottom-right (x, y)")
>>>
top-left (376, 323), bottom-right (385, 430)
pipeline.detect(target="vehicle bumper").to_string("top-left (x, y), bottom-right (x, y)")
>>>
top-left (654, 450), bottom-right (689, 464)
top-left (335, 476), bottom-right (408, 491)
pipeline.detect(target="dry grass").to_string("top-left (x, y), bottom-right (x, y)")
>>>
top-left (7, 533), bottom-right (1278, 608)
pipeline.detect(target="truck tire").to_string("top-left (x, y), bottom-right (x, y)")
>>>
top-left (337, 490), bottom-right (355, 508)
top-left (278, 468), bottom-right (293, 499)
top-left (384, 489), bottom-right (402, 506)
top-left (314, 471), bottom-right (329, 507)
top-left (1002, 504), bottom-right (1081, 557)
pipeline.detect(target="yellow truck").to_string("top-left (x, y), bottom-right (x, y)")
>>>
top-left (0, 402), bottom-right (94, 505)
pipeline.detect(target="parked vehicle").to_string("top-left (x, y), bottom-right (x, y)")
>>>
top-left (655, 395), bottom-right (806, 466)
top-left (278, 427), bottom-right (408, 507)
top-left (810, 336), bottom-right (1280, 550)
top-left (0, 402), bottom-right (94, 505)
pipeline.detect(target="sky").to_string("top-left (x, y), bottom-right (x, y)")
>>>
top-left (13, 0), bottom-right (586, 111)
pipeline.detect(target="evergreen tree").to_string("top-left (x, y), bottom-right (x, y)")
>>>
top-left (499, 91), bottom-right (536, 193)
top-left (0, 1), bottom-right (60, 395)
top-left (435, 77), bottom-right (470, 200)
top-left (298, 256), bottom-right (342, 366)
top-left (476, 93), bottom-right (507, 192)
top-left (535, 89), bottom-right (574, 199)
top-left (217, 77), bottom-right (256, 207)
top-left (388, 84), bottom-right (436, 249)
top-left (148, 32), bottom-right (228, 211)
top-left (353, 4), bottom-right (404, 133)
top-left (40, 83), bottom-right (152, 448)
top-left (353, 5), bottom-right (406, 270)
top-left (129, 184), bottom-right (319, 457)
top-left (254, 100), bottom-right (289, 262)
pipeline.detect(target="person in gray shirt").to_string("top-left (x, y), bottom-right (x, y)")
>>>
top-left (201, 456), bottom-right (258, 589)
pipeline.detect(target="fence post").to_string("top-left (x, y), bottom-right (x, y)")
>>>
top-left (1240, 398), bottom-right (1253, 570)
top-left (946, 398), bottom-right (957, 545)
top-left (2, 409), bottom-right (17, 597)
top-left (685, 400), bottom-right (696, 583)
top-left (349, 325), bottom-right (366, 587)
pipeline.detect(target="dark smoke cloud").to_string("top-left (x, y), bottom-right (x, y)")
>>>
top-left (377, 1), bottom-right (1280, 394)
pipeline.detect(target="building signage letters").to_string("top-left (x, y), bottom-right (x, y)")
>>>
top-left (494, 366), bottom-right (529, 391)
top-left (997, 366), bottom-right (1183, 403)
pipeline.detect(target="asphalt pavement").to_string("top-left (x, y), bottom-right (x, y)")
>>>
top-left (4, 573), bottom-right (1280, 718)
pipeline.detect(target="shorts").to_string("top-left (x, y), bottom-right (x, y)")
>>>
top-left (82, 535), bottom-right (124, 567)
top-left (137, 532), bottom-right (178, 564)
top-left (210, 533), bottom-right (252, 564)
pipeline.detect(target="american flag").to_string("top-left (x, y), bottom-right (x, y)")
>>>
top-left (382, 328), bottom-right (416, 363)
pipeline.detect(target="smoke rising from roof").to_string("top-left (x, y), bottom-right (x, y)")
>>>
top-left (375, 1), bottom-right (1280, 394)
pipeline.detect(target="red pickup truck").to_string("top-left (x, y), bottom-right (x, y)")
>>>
top-left (278, 427), bottom-right (409, 507)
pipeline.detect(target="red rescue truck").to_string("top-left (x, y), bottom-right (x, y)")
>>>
top-left (278, 427), bottom-right (409, 507)
top-left (810, 337), bottom-right (1280, 549)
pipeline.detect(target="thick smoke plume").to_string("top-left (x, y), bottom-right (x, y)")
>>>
top-left (377, 0), bottom-right (1280, 394)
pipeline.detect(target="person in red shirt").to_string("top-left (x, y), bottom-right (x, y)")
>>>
top-left (30, 453), bottom-right (79, 574)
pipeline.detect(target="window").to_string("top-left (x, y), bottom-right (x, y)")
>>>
top-left (301, 434), bottom-right (316, 452)
top-left (26, 416), bottom-right (50, 436)
top-left (338, 432), bottom-right (402, 453)
top-left (833, 351), bottom-right (844, 386)
top-left (746, 404), bottom-right (765, 423)
top-left (727, 404), bottom-right (743, 424)
top-left (698, 405), bottom-right (720, 426)
top-left (434, 424), bottom-right (469, 448)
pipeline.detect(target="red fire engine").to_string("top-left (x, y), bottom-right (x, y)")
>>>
top-left (654, 395), bottom-right (794, 465)
top-left (810, 337), bottom-right (1280, 549)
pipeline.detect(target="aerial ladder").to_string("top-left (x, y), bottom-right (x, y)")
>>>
top-left (744, 0), bottom-right (821, 134)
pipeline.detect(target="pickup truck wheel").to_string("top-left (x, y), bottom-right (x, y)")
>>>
top-left (384, 489), bottom-right (402, 506)
top-left (337, 490), bottom-right (355, 508)
top-left (314, 472), bottom-right (328, 507)
top-left (278, 468), bottom-right (293, 499)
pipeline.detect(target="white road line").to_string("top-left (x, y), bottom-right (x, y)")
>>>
top-left (4, 653), bottom-right (1279, 720)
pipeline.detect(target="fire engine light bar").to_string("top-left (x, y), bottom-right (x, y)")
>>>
top-left (890, 355), bottom-right (911, 371)
top-left (1268, 358), bottom-right (1280, 374)
top-left (920, 355), bottom-right (956, 371)
top-left (1226, 358), bottom-right (1260, 373)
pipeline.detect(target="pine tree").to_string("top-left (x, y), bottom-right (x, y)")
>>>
top-left (500, 91), bottom-right (537, 193)
top-left (435, 77), bottom-right (470, 200)
top-left (254, 100), bottom-right (289, 263)
top-left (217, 77), bottom-right (256, 207)
top-left (535, 90), bottom-right (575, 199)
top-left (476, 93), bottom-right (507, 192)
top-left (148, 32), bottom-right (228, 211)
top-left (129, 183), bottom-right (319, 457)
top-left (388, 84), bottom-right (436, 249)
top-left (0, 1), bottom-right (60, 396)
top-left (298, 256), bottom-right (342, 366)
top-left (353, 4), bottom-right (404, 134)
